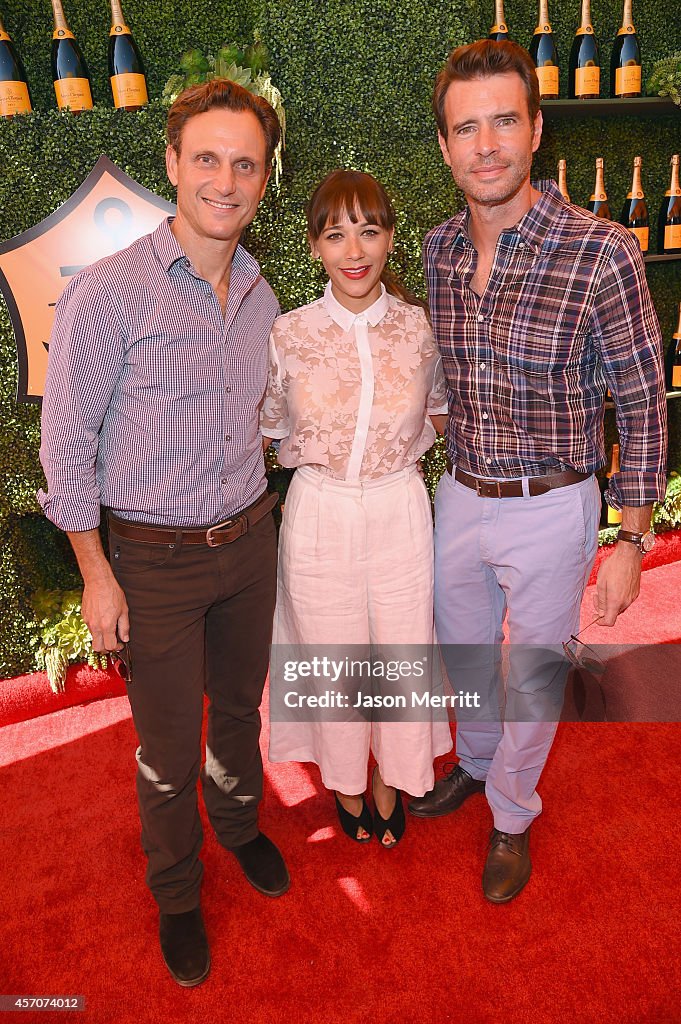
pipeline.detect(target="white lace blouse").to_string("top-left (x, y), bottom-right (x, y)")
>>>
top-left (261, 282), bottom-right (447, 481)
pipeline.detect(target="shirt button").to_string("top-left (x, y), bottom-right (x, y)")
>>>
top-left (480, 363), bottom-right (486, 370)
top-left (477, 314), bottom-right (485, 322)
top-left (226, 386), bottom-right (232, 393)
top-left (221, 477), bottom-right (228, 484)
top-left (486, 458), bottom-right (492, 465)
top-left (519, 242), bottom-right (526, 249)
top-left (225, 435), bottom-right (232, 442)
top-left (482, 412), bottom-right (489, 420)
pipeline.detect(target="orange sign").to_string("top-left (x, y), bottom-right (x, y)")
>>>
top-left (0, 156), bottom-right (175, 403)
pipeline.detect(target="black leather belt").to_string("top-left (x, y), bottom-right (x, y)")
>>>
top-left (108, 490), bottom-right (279, 547)
top-left (446, 458), bottom-right (590, 498)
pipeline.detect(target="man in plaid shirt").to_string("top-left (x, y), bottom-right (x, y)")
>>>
top-left (409, 40), bottom-right (667, 902)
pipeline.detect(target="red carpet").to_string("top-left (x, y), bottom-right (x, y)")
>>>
top-left (1, 560), bottom-right (679, 1023)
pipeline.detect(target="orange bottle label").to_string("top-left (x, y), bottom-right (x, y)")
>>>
top-left (664, 224), bottom-right (681, 249)
top-left (111, 73), bottom-right (148, 108)
top-left (575, 66), bottom-right (600, 96)
top-left (536, 65), bottom-right (559, 96)
top-left (110, 23), bottom-right (130, 36)
top-left (615, 64), bottom-right (641, 95)
top-left (54, 77), bottom-right (93, 111)
top-left (607, 505), bottom-right (623, 525)
top-left (673, 364), bottom-right (681, 388)
top-left (52, 28), bottom-right (75, 40)
top-left (0, 29), bottom-right (11, 41)
top-left (629, 226), bottom-right (649, 252)
top-left (0, 80), bottom-right (31, 116)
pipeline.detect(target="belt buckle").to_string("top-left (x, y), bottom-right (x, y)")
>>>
top-left (475, 478), bottom-right (502, 498)
top-left (205, 515), bottom-right (246, 547)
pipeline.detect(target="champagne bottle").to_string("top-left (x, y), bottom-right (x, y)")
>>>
top-left (610, 0), bottom-right (641, 98)
top-left (109, 0), bottom-right (148, 111)
top-left (0, 14), bottom-right (32, 116)
top-left (620, 155), bottom-right (649, 253)
top-left (588, 158), bottom-right (612, 219)
top-left (529, 0), bottom-right (559, 100)
top-left (658, 155), bottom-right (681, 255)
top-left (51, 0), bottom-right (93, 112)
top-left (557, 159), bottom-right (570, 202)
top-left (568, 0), bottom-right (600, 99)
top-left (671, 303), bottom-right (681, 391)
top-left (488, 0), bottom-right (510, 41)
top-left (603, 445), bottom-right (623, 526)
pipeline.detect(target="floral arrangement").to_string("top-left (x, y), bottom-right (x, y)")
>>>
top-left (31, 590), bottom-right (109, 694)
top-left (647, 53), bottom-right (681, 106)
top-left (163, 35), bottom-right (286, 183)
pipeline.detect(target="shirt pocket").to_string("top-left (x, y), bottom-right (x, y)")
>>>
top-left (499, 327), bottom-right (595, 402)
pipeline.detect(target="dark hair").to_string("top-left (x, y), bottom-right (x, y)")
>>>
top-left (307, 169), bottom-right (426, 309)
top-left (433, 39), bottom-right (541, 138)
top-left (166, 78), bottom-right (281, 167)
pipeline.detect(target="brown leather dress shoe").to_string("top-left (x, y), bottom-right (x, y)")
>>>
top-left (482, 826), bottom-right (532, 903)
top-left (408, 763), bottom-right (486, 818)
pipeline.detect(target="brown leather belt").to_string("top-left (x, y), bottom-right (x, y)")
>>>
top-left (446, 458), bottom-right (590, 498)
top-left (108, 490), bottom-right (279, 547)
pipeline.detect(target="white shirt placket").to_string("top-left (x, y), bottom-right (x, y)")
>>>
top-left (345, 315), bottom-right (375, 481)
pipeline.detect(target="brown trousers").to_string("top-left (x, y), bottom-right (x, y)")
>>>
top-left (109, 512), bottom-right (277, 913)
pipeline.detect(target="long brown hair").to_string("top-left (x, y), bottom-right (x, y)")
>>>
top-left (306, 170), bottom-right (426, 310)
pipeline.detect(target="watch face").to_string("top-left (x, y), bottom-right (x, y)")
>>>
top-left (641, 531), bottom-right (656, 553)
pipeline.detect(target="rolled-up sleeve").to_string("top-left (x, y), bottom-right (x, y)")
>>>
top-left (260, 329), bottom-right (291, 440)
top-left (37, 272), bottom-right (125, 532)
top-left (592, 232), bottom-right (668, 509)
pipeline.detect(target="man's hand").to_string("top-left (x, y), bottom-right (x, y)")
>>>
top-left (81, 575), bottom-right (129, 653)
top-left (594, 542), bottom-right (642, 626)
top-left (66, 527), bottom-right (129, 652)
top-left (594, 502), bottom-right (653, 626)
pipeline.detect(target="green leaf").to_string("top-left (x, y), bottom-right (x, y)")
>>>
top-left (217, 42), bottom-right (245, 67)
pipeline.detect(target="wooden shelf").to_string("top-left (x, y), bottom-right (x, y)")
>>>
top-left (541, 97), bottom-right (678, 119)
top-left (644, 254), bottom-right (681, 264)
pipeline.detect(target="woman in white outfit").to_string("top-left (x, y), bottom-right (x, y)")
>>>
top-left (262, 170), bottom-right (452, 846)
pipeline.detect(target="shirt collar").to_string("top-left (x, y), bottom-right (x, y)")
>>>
top-left (323, 280), bottom-right (390, 330)
top-left (447, 179), bottom-right (567, 254)
top-left (151, 216), bottom-right (261, 283)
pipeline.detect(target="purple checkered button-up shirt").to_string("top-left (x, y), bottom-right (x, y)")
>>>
top-left (424, 180), bottom-right (667, 509)
top-left (38, 218), bottom-right (279, 530)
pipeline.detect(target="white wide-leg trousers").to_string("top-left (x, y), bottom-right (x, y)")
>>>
top-left (269, 464), bottom-right (452, 796)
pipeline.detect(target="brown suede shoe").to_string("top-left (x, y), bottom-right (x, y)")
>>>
top-left (408, 763), bottom-right (486, 818)
top-left (482, 826), bottom-right (532, 904)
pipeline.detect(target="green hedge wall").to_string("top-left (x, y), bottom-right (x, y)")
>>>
top-left (0, 0), bottom-right (680, 676)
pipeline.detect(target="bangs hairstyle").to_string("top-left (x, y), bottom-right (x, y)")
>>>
top-left (307, 169), bottom-right (428, 312)
top-left (307, 170), bottom-right (396, 241)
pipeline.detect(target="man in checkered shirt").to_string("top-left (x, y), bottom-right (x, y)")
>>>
top-left (409, 40), bottom-right (667, 903)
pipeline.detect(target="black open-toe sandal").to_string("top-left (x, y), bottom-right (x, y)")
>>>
top-left (372, 771), bottom-right (406, 849)
top-left (334, 793), bottom-right (373, 843)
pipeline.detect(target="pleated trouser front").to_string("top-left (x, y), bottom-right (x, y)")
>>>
top-left (269, 464), bottom-right (452, 796)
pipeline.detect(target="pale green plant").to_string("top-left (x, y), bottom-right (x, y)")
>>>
top-left (647, 54), bottom-right (681, 106)
top-left (162, 35), bottom-right (286, 184)
top-left (31, 590), bottom-right (109, 694)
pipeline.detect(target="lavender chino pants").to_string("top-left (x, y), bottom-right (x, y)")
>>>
top-left (434, 468), bottom-right (600, 833)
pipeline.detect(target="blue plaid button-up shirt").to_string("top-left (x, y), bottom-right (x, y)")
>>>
top-left (424, 180), bottom-right (667, 509)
